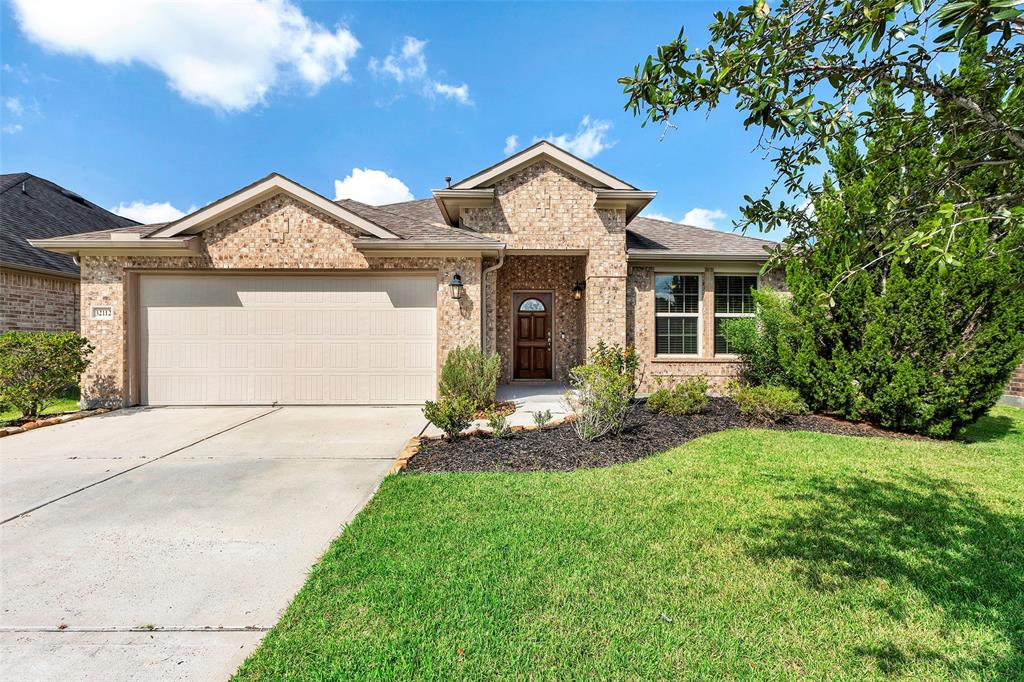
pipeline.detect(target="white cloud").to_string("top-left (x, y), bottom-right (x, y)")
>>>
top-left (111, 200), bottom-right (191, 224)
top-left (369, 36), bottom-right (471, 106)
top-left (369, 36), bottom-right (427, 83)
top-left (334, 168), bottom-right (414, 205)
top-left (11, 0), bottom-right (360, 112)
top-left (2, 123), bottom-right (23, 135)
top-left (642, 212), bottom-right (675, 222)
top-left (642, 207), bottom-right (730, 230)
top-left (432, 81), bottom-right (470, 104)
top-left (682, 208), bottom-right (728, 230)
top-left (504, 135), bottom-right (519, 155)
top-left (4, 97), bottom-right (24, 117)
top-left (3, 63), bottom-right (31, 84)
top-left (533, 116), bottom-right (614, 160)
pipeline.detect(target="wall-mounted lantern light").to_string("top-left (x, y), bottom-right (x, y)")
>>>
top-left (449, 273), bottom-right (464, 300)
top-left (572, 281), bottom-right (585, 301)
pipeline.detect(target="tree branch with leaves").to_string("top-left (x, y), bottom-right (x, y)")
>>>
top-left (620, 0), bottom-right (1023, 287)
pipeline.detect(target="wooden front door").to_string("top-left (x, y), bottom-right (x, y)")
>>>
top-left (513, 293), bottom-right (553, 380)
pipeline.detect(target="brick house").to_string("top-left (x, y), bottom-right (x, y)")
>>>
top-left (1, 173), bottom-right (137, 333)
top-left (19, 143), bottom-right (829, 408)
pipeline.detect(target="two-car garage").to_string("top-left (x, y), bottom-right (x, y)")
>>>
top-left (137, 273), bottom-right (437, 405)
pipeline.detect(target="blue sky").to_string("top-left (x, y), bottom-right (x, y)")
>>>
top-left (0, 1), bottom-right (784, 238)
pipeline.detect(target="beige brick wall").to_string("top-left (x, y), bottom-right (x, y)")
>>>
top-left (465, 160), bottom-right (627, 366)
top-left (627, 264), bottom-right (785, 393)
top-left (0, 267), bottom-right (80, 332)
top-left (493, 255), bottom-right (586, 383)
top-left (79, 194), bottom-right (481, 407)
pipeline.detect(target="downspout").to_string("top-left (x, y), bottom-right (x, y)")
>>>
top-left (480, 248), bottom-right (505, 354)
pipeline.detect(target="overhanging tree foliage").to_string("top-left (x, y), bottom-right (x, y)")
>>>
top-left (726, 84), bottom-right (1024, 436)
top-left (620, 0), bottom-right (1023, 284)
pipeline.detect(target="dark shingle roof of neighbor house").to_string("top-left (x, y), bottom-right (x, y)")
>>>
top-left (626, 216), bottom-right (776, 259)
top-left (378, 198), bottom-right (778, 258)
top-left (0, 172), bottom-right (138, 276)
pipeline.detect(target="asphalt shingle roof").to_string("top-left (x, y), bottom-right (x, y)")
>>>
top-left (0, 173), bottom-right (137, 275)
top-left (626, 216), bottom-right (776, 258)
top-left (336, 198), bottom-right (501, 244)
top-left (379, 198), bottom-right (778, 258)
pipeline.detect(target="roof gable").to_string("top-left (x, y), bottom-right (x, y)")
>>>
top-left (449, 141), bottom-right (636, 191)
top-left (150, 173), bottom-right (399, 240)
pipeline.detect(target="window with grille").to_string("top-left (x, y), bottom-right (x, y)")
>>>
top-left (654, 274), bottom-right (700, 356)
top-left (713, 275), bottom-right (757, 354)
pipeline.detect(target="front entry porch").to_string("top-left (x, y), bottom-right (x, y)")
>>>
top-left (486, 254), bottom-right (588, 384)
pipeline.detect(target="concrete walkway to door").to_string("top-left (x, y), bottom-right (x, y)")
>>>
top-left (0, 405), bottom-right (425, 682)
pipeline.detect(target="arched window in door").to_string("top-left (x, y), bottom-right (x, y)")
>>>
top-left (518, 298), bottom-right (546, 312)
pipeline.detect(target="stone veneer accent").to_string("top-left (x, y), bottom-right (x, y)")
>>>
top-left (0, 267), bottom-right (80, 332)
top-left (464, 161), bottom-right (627, 356)
top-left (628, 263), bottom-right (787, 393)
top-left (79, 194), bottom-right (481, 407)
top-left (493, 255), bottom-right (586, 383)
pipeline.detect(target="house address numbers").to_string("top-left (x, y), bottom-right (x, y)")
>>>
top-left (90, 305), bottom-right (114, 321)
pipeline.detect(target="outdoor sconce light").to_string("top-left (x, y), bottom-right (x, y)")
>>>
top-left (449, 273), bottom-right (464, 300)
top-left (572, 281), bottom-right (585, 300)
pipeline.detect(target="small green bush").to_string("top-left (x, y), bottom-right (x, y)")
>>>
top-left (567, 342), bottom-right (642, 442)
top-left (423, 396), bottom-right (475, 440)
top-left (487, 409), bottom-right (511, 438)
top-left (438, 346), bottom-right (500, 413)
top-left (729, 383), bottom-right (807, 424)
top-left (646, 376), bottom-right (709, 415)
top-left (0, 331), bottom-right (92, 419)
top-left (532, 409), bottom-right (553, 428)
top-left (720, 289), bottom-right (800, 388)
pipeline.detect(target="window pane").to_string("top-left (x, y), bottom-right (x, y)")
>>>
top-left (655, 275), bottom-right (699, 314)
top-left (714, 275), bottom-right (757, 314)
top-left (519, 298), bottom-right (545, 312)
top-left (715, 317), bottom-right (742, 354)
top-left (656, 317), bottom-right (698, 355)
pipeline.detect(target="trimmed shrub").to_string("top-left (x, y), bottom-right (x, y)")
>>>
top-left (423, 396), bottom-right (474, 440)
top-left (438, 346), bottom-right (500, 413)
top-left (730, 383), bottom-right (807, 424)
top-left (646, 375), bottom-right (710, 415)
top-left (532, 409), bottom-right (553, 429)
top-left (487, 409), bottom-right (511, 438)
top-left (0, 331), bottom-right (92, 419)
top-left (721, 289), bottom-right (801, 388)
top-left (567, 342), bottom-right (642, 442)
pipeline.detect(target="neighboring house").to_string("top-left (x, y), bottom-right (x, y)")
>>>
top-left (34, 141), bottom-right (784, 408)
top-left (1, 173), bottom-right (137, 333)
top-left (1003, 365), bottom-right (1024, 409)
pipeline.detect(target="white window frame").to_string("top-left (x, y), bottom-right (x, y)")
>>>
top-left (654, 272), bottom-right (702, 358)
top-left (713, 273), bottom-right (759, 357)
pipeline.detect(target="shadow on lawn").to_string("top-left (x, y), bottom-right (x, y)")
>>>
top-left (748, 472), bottom-right (1024, 677)
top-left (960, 414), bottom-right (1018, 444)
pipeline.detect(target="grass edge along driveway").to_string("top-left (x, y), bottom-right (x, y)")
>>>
top-left (235, 407), bottom-right (1023, 681)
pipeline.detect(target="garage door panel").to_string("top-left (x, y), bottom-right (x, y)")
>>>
top-left (140, 274), bottom-right (437, 405)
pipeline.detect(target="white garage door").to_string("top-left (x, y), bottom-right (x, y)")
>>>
top-left (139, 274), bottom-right (437, 405)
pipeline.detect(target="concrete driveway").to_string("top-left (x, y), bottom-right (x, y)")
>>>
top-left (0, 405), bottom-right (425, 682)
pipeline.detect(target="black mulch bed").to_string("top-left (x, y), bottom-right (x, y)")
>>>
top-left (407, 397), bottom-right (924, 473)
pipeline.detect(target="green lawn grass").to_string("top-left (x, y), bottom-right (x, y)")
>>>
top-left (0, 385), bottom-right (80, 425)
top-left (235, 407), bottom-right (1024, 681)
